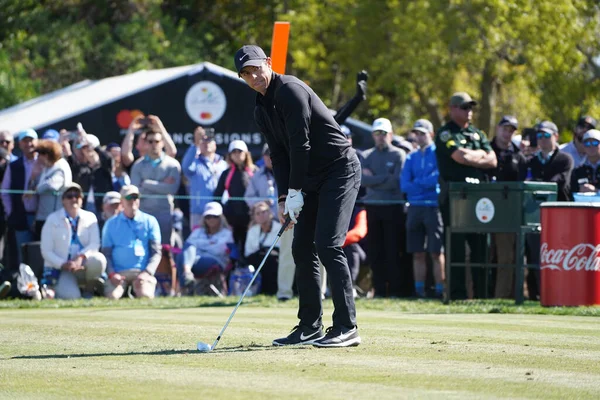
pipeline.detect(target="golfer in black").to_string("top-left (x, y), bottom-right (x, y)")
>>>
top-left (235, 45), bottom-right (361, 347)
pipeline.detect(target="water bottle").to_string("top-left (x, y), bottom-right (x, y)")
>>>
top-left (267, 180), bottom-right (275, 205)
top-left (228, 265), bottom-right (261, 296)
top-left (525, 167), bottom-right (533, 181)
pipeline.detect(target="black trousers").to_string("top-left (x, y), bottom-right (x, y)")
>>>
top-left (366, 204), bottom-right (407, 297)
top-left (344, 243), bottom-right (365, 284)
top-left (292, 154), bottom-right (360, 330)
top-left (246, 250), bottom-right (279, 296)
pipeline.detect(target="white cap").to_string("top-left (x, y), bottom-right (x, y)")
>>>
top-left (583, 129), bottom-right (600, 142)
top-left (203, 201), bottom-right (223, 217)
top-left (76, 134), bottom-right (100, 149)
top-left (228, 140), bottom-right (248, 153)
top-left (372, 118), bottom-right (392, 133)
top-left (103, 191), bottom-right (121, 205)
top-left (411, 119), bottom-right (433, 134)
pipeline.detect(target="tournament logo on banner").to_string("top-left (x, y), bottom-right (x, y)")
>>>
top-left (185, 81), bottom-right (227, 125)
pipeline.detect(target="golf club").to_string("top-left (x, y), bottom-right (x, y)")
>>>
top-left (197, 216), bottom-right (292, 352)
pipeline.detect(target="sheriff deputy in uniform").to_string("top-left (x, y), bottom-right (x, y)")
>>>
top-left (435, 92), bottom-right (497, 300)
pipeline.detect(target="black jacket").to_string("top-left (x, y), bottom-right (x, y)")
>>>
top-left (68, 149), bottom-right (114, 211)
top-left (214, 166), bottom-right (253, 225)
top-left (488, 138), bottom-right (527, 181)
top-left (254, 72), bottom-right (352, 192)
top-left (570, 161), bottom-right (600, 196)
top-left (526, 149), bottom-right (573, 201)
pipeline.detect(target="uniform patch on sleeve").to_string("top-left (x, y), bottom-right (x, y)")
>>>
top-left (473, 132), bottom-right (480, 141)
top-left (446, 140), bottom-right (456, 149)
top-left (439, 130), bottom-right (451, 142)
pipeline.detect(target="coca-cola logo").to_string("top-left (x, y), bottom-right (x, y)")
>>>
top-left (540, 242), bottom-right (600, 271)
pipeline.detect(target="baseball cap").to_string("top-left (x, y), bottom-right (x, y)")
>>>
top-left (228, 139), bottom-right (248, 153)
top-left (120, 185), bottom-right (140, 198)
top-left (372, 118), bottom-right (393, 133)
top-left (537, 121), bottom-right (558, 135)
top-left (105, 142), bottom-right (120, 151)
top-left (18, 128), bottom-right (38, 141)
top-left (411, 119), bottom-right (433, 134)
top-left (234, 45), bottom-right (268, 75)
top-left (577, 116), bottom-right (597, 129)
top-left (498, 115), bottom-right (518, 129)
top-left (450, 92), bottom-right (477, 107)
top-left (76, 134), bottom-right (100, 149)
top-left (582, 129), bottom-right (600, 142)
top-left (102, 191), bottom-right (121, 205)
top-left (340, 125), bottom-right (352, 137)
top-left (42, 129), bottom-right (60, 142)
top-left (203, 201), bottom-right (223, 217)
top-left (61, 182), bottom-right (83, 198)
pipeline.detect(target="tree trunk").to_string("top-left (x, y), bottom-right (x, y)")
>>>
top-left (414, 86), bottom-right (443, 130)
top-left (478, 59), bottom-right (497, 137)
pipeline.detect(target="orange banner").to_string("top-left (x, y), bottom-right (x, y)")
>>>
top-left (270, 22), bottom-right (290, 74)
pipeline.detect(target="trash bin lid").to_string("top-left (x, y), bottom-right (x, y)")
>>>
top-left (540, 201), bottom-right (600, 208)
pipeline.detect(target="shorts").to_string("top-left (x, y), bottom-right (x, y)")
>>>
top-left (406, 206), bottom-right (444, 254)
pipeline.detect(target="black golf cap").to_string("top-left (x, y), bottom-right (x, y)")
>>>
top-left (577, 115), bottom-right (597, 129)
top-left (498, 115), bottom-right (518, 129)
top-left (234, 45), bottom-right (267, 75)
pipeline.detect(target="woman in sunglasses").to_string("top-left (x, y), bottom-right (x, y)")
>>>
top-left (570, 129), bottom-right (600, 196)
top-left (178, 201), bottom-right (233, 294)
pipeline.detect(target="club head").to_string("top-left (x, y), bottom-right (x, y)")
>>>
top-left (196, 342), bottom-right (212, 352)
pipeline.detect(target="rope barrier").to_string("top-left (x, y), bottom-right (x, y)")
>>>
top-left (0, 189), bottom-right (436, 205)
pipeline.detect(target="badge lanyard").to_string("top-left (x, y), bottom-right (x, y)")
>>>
top-left (126, 217), bottom-right (146, 257)
top-left (67, 214), bottom-right (82, 260)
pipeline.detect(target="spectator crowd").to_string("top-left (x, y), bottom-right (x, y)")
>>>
top-left (0, 93), bottom-right (598, 302)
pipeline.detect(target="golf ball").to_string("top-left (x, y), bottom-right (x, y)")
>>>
top-left (197, 342), bottom-right (212, 352)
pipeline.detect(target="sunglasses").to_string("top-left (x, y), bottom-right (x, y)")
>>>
top-left (63, 192), bottom-right (81, 200)
top-left (373, 130), bottom-right (388, 136)
top-left (584, 140), bottom-right (600, 147)
top-left (459, 105), bottom-right (474, 111)
top-left (125, 194), bottom-right (140, 201)
top-left (536, 132), bottom-right (553, 139)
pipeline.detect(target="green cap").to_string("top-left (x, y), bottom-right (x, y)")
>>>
top-left (450, 92), bottom-right (477, 107)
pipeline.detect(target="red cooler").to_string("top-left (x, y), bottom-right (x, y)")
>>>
top-left (540, 202), bottom-right (600, 306)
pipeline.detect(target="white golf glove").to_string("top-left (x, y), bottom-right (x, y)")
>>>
top-left (284, 189), bottom-right (304, 223)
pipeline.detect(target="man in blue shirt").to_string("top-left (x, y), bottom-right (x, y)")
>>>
top-left (400, 119), bottom-right (445, 299)
top-left (101, 185), bottom-right (161, 299)
top-left (181, 127), bottom-right (228, 230)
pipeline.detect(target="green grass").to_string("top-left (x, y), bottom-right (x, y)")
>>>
top-left (1, 297), bottom-right (600, 399)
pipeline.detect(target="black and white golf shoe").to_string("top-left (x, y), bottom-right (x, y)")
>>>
top-left (312, 326), bottom-right (361, 348)
top-left (272, 325), bottom-right (325, 346)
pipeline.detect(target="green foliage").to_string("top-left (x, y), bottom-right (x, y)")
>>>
top-left (0, 0), bottom-right (598, 137)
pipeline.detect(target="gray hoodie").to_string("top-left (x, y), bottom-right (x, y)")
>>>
top-left (130, 154), bottom-right (181, 215)
top-left (361, 144), bottom-right (405, 203)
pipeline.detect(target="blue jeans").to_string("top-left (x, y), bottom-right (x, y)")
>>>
top-left (176, 246), bottom-right (221, 283)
